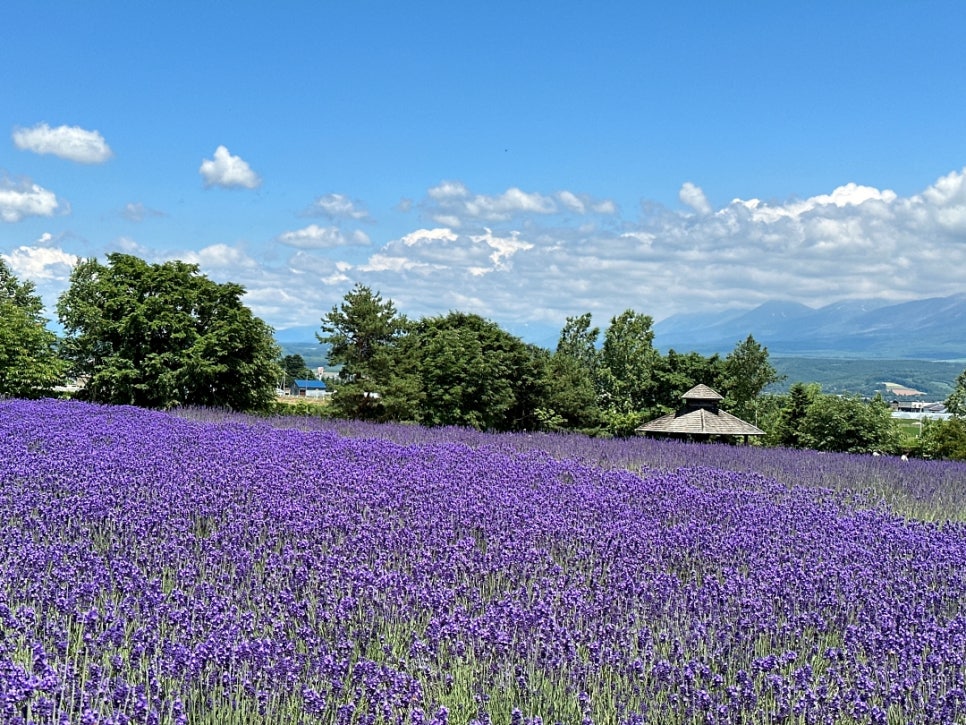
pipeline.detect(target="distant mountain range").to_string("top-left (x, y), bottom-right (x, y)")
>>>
top-left (653, 293), bottom-right (966, 361)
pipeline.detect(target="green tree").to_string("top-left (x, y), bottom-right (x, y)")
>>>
top-left (798, 393), bottom-right (898, 453)
top-left (541, 313), bottom-right (602, 432)
top-left (57, 253), bottom-right (280, 411)
top-left (410, 312), bottom-right (544, 431)
top-left (318, 284), bottom-right (414, 420)
top-left (768, 382), bottom-right (819, 447)
top-left (556, 313), bottom-right (600, 372)
top-left (280, 354), bottom-right (316, 386)
top-left (945, 367), bottom-right (966, 417)
top-left (0, 259), bottom-right (66, 398)
top-left (919, 417), bottom-right (966, 460)
top-left (597, 310), bottom-right (661, 434)
top-left (540, 351), bottom-right (601, 432)
top-left (720, 334), bottom-right (784, 423)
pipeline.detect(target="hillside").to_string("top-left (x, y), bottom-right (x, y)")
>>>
top-left (769, 357), bottom-right (960, 400)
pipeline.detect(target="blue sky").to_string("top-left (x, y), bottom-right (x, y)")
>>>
top-left (3, 1), bottom-right (966, 344)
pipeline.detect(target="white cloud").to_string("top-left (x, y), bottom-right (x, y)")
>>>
top-left (180, 244), bottom-right (259, 270)
top-left (113, 236), bottom-right (149, 255)
top-left (428, 180), bottom-right (470, 200)
top-left (359, 253), bottom-right (442, 274)
top-left (423, 182), bottom-right (616, 228)
top-left (733, 182), bottom-right (898, 223)
top-left (915, 169), bottom-right (966, 233)
top-left (557, 190), bottom-right (586, 214)
top-left (679, 182), bottom-right (712, 215)
top-left (398, 228), bottom-right (459, 246)
top-left (0, 177), bottom-right (62, 222)
top-left (593, 199), bottom-right (617, 214)
top-left (40, 167), bottom-right (966, 340)
top-left (122, 202), bottom-right (165, 222)
top-left (432, 215), bottom-right (463, 228)
top-left (465, 187), bottom-right (556, 219)
top-left (282, 167), bottom-right (966, 333)
top-left (199, 146), bottom-right (261, 189)
top-left (304, 193), bottom-right (371, 220)
top-left (1, 245), bottom-right (77, 280)
top-left (12, 123), bottom-right (113, 164)
top-left (277, 224), bottom-right (370, 249)
top-left (469, 228), bottom-right (534, 269)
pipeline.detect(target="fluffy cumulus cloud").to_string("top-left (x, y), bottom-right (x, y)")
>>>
top-left (180, 244), bottom-right (260, 270)
top-left (12, 123), bottom-right (113, 164)
top-left (304, 193), bottom-right (371, 221)
top-left (356, 227), bottom-right (532, 279)
top-left (277, 225), bottom-right (370, 249)
top-left (1, 245), bottom-right (77, 280)
top-left (32, 168), bottom-right (966, 338)
top-left (0, 245), bottom-right (79, 319)
top-left (199, 146), bottom-right (261, 189)
top-left (679, 182), bottom-right (712, 215)
top-left (0, 176), bottom-right (62, 222)
top-left (278, 169), bottom-right (966, 333)
top-left (423, 181), bottom-right (615, 227)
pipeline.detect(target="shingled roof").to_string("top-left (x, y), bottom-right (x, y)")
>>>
top-left (636, 384), bottom-right (764, 439)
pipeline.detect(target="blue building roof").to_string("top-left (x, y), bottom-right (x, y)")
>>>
top-left (293, 379), bottom-right (327, 390)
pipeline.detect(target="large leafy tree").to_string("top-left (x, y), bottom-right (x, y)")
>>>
top-left (0, 259), bottom-right (65, 398)
top-left (798, 392), bottom-right (898, 454)
top-left (541, 351), bottom-right (601, 432)
top-left (57, 253), bottom-right (280, 411)
top-left (410, 312), bottom-right (546, 431)
top-left (318, 284), bottom-right (414, 420)
top-left (919, 417), bottom-right (966, 460)
top-left (555, 312), bottom-right (600, 373)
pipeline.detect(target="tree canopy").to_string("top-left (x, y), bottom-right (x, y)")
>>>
top-left (720, 334), bottom-right (784, 422)
top-left (316, 288), bottom-right (794, 437)
top-left (0, 259), bottom-right (65, 398)
top-left (798, 392), bottom-right (898, 454)
top-left (57, 253), bottom-right (280, 411)
top-left (408, 312), bottom-right (547, 431)
top-left (318, 283), bottom-right (412, 420)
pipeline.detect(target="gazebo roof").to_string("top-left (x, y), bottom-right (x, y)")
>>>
top-left (635, 384), bottom-right (764, 438)
top-left (636, 408), bottom-right (764, 436)
top-left (681, 383), bottom-right (722, 401)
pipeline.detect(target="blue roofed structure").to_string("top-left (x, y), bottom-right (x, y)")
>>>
top-left (290, 379), bottom-right (328, 397)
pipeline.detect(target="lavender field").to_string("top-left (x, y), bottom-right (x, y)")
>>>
top-left (2, 399), bottom-right (965, 724)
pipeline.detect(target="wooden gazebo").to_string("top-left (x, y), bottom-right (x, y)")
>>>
top-left (635, 384), bottom-right (764, 442)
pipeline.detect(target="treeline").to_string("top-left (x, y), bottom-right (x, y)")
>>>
top-left (317, 284), bottom-right (782, 437)
top-left (317, 285), bottom-right (966, 458)
top-left (3, 255), bottom-right (966, 458)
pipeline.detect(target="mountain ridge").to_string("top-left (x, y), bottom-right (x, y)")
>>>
top-left (654, 293), bottom-right (966, 360)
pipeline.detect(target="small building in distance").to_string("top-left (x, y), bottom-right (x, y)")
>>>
top-left (636, 384), bottom-right (764, 443)
top-left (290, 379), bottom-right (328, 398)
